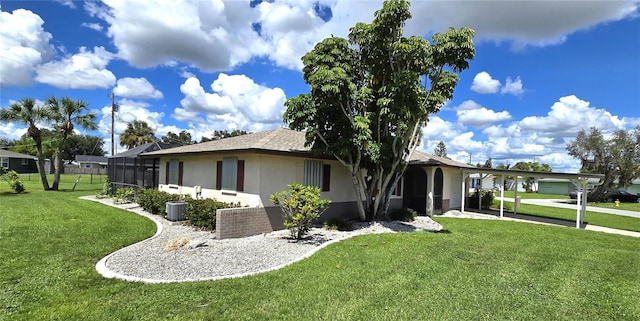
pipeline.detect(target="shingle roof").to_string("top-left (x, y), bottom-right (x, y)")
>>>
top-left (141, 128), bottom-right (308, 156)
top-left (75, 155), bottom-right (108, 164)
top-left (0, 149), bottom-right (37, 159)
top-left (141, 127), bottom-right (472, 168)
top-left (111, 142), bottom-right (179, 158)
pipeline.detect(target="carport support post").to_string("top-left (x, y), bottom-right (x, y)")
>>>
top-left (500, 175), bottom-right (505, 218)
top-left (576, 192), bottom-right (582, 229)
top-left (461, 171), bottom-right (470, 213)
top-left (514, 176), bottom-right (519, 216)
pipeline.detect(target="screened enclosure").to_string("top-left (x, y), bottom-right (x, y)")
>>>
top-left (108, 142), bottom-right (177, 190)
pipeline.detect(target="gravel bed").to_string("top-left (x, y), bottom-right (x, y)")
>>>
top-left (82, 196), bottom-right (443, 283)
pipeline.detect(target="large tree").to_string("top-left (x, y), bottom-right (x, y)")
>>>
top-left (161, 130), bottom-right (193, 146)
top-left (567, 126), bottom-right (640, 201)
top-left (284, 0), bottom-right (475, 221)
top-left (200, 129), bottom-right (249, 142)
top-left (47, 96), bottom-right (98, 190)
top-left (0, 98), bottom-right (55, 190)
top-left (120, 120), bottom-right (157, 149)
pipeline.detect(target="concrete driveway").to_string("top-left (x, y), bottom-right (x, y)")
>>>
top-left (497, 197), bottom-right (640, 219)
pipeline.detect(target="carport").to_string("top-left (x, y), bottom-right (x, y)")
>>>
top-left (460, 168), bottom-right (604, 228)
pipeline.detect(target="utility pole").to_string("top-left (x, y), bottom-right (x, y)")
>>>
top-left (111, 92), bottom-right (116, 156)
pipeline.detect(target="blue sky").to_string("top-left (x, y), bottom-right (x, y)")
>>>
top-left (1, 0), bottom-right (639, 172)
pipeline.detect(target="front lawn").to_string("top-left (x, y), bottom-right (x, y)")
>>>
top-left (502, 190), bottom-right (567, 199)
top-left (1, 176), bottom-right (639, 320)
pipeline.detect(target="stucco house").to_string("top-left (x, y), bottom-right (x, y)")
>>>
top-left (0, 149), bottom-right (38, 174)
top-left (141, 128), bottom-right (473, 227)
top-left (76, 155), bottom-right (108, 170)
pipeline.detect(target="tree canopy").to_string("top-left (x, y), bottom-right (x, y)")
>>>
top-left (120, 120), bottom-right (157, 149)
top-left (199, 129), bottom-right (249, 142)
top-left (161, 130), bottom-right (194, 146)
top-left (284, 0), bottom-right (475, 220)
top-left (434, 141), bottom-right (448, 158)
top-left (567, 126), bottom-right (640, 201)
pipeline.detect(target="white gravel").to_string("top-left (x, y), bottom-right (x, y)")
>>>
top-left (82, 196), bottom-right (443, 283)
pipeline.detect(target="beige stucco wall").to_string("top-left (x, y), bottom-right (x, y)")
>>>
top-left (156, 152), bottom-right (367, 207)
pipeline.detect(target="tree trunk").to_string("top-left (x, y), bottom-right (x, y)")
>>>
top-left (34, 139), bottom-right (50, 190)
top-left (52, 147), bottom-right (62, 190)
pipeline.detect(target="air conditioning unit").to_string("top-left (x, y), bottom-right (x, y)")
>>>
top-left (165, 201), bottom-right (186, 221)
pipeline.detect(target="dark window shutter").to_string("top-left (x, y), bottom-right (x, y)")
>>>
top-left (236, 160), bottom-right (245, 192)
top-left (216, 161), bottom-right (222, 190)
top-left (165, 162), bottom-right (169, 184)
top-left (178, 162), bottom-right (183, 186)
top-left (322, 164), bottom-right (331, 192)
top-left (396, 178), bottom-right (402, 196)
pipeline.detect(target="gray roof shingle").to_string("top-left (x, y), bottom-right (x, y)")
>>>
top-left (0, 149), bottom-right (37, 159)
top-left (141, 127), bottom-right (472, 169)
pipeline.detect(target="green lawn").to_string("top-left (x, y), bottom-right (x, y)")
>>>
top-left (2, 176), bottom-right (640, 320)
top-left (501, 190), bottom-right (640, 212)
top-left (502, 190), bottom-right (567, 199)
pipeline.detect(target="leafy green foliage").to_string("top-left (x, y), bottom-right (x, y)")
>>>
top-left (135, 189), bottom-right (181, 214)
top-left (284, 0), bottom-right (475, 221)
top-left (161, 130), bottom-right (194, 146)
top-left (511, 161), bottom-right (552, 192)
top-left (119, 120), bottom-right (157, 149)
top-left (113, 187), bottom-right (135, 204)
top-left (469, 190), bottom-right (495, 210)
top-left (271, 183), bottom-right (331, 239)
top-left (184, 197), bottom-right (240, 230)
top-left (567, 126), bottom-right (640, 201)
top-left (389, 207), bottom-right (417, 222)
top-left (199, 129), bottom-right (249, 142)
top-left (0, 166), bottom-right (25, 193)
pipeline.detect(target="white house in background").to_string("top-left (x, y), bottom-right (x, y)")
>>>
top-left (141, 128), bottom-right (475, 228)
top-left (468, 173), bottom-right (498, 192)
top-left (75, 155), bottom-right (108, 169)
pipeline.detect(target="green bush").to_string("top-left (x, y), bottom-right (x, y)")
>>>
top-left (0, 167), bottom-right (25, 193)
top-left (323, 218), bottom-right (353, 231)
top-left (271, 183), bottom-right (331, 240)
top-left (389, 207), bottom-right (417, 222)
top-left (113, 187), bottom-right (135, 204)
top-left (469, 190), bottom-right (495, 210)
top-left (184, 197), bottom-right (240, 230)
top-left (135, 189), bottom-right (180, 214)
top-left (96, 178), bottom-right (113, 198)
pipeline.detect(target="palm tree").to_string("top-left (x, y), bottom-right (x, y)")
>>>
top-left (119, 120), bottom-right (157, 150)
top-left (0, 98), bottom-right (54, 190)
top-left (47, 96), bottom-right (98, 190)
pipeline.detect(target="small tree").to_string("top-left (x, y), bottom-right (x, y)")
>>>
top-left (0, 166), bottom-right (25, 193)
top-left (270, 183), bottom-right (331, 240)
top-left (434, 141), bottom-right (448, 158)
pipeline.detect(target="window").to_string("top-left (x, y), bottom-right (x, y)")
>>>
top-left (21, 158), bottom-right (28, 166)
top-left (393, 177), bottom-right (402, 196)
top-left (165, 159), bottom-right (183, 185)
top-left (1, 157), bottom-right (8, 168)
top-left (216, 157), bottom-right (244, 192)
top-left (304, 160), bottom-right (330, 192)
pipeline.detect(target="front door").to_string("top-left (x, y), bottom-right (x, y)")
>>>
top-left (403, 167), bottom-right (427, 214)
top-left (433, 168), bottom-right (443, 214)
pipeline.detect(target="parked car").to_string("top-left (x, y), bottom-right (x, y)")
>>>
top-left (569, 188), bottom-right (592, 199)
top-left (605, 190), bottom-right (640, 203)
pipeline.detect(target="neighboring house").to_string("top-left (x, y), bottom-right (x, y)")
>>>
top-left (0, 149), bottom-right (38, 174)
top-left (468, 173), bottom-right (498, 191)
top-left (627, 179), bottom-right (640, 196)
top-left (538, 178), bottom-right (576, 196)
top-left (76, 155), bottom-right (108, 169)
top-left (141, 128), bottom-right (474, 228)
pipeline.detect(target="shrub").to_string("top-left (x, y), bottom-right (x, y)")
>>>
top-left (469, 190), bottom-right (495, 210)
top-left (113, 187), bottom-right (135, 204)
top-left (271, 183), bottom-right (331, 240)
top-left (96, 177), bottom-right (113, 198)
top-left (135, 189), bottom-right (180, 215)
top-left (184, 197), bottom-right (240, 230)
top-left (389, 207), bottom-right (417, 222)
top-left (323, 218), bottom-right (353, 231)
top-left (0, 167), bottom-right (25, 194)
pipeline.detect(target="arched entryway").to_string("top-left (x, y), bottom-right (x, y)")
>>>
top-left (433, 168), bottom-right (444, 214)
top-left (403, 167), bottom-right (427, 214)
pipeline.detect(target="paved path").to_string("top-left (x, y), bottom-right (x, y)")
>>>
top-left (496, 197), bottom-right (640, 219)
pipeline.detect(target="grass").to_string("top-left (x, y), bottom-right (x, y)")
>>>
top-left (2, 175), bottom-right (640, 320)
top-left (502, 190), bottom-right (567, 199)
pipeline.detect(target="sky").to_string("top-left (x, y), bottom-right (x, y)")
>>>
top-left (0, 0), bottom-right (639, 173)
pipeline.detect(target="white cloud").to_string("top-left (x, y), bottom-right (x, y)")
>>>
top-left (81, 22), bottom-right (103, 32)
top-left (176, 74), bottom-right (286, 130)
top-left (0, 8), bottom-right (55, 86)
top-left (454, 100), bottom-right (511, 128)
top-left (519, 95), bottom-right (625, 135)
top-left (406, 1), bottom-right (639, 48)
top-left (35, 46), bottom-right (116, 89)
top-left (471, 72), bottom-right (501, 93)
top-left (501, 77), bottom-right (524, 96)
top-left (113, 77), bottom-right (163, 100)
top-left (0, 122), bottom-right (28, 141)
top-left (97, 99), bottom-right (165, 154)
